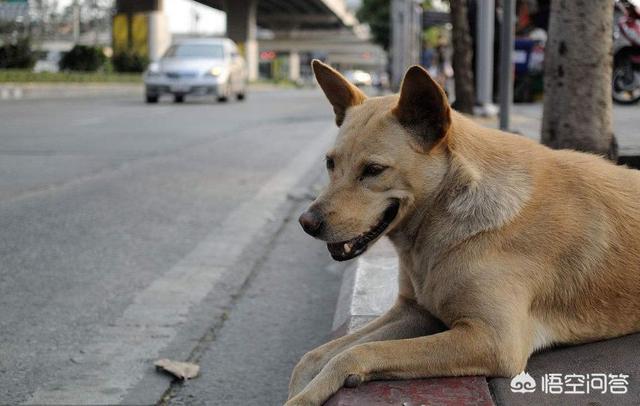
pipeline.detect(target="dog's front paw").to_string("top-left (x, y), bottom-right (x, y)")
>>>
top-left (283, 396), bottom-right (316, 406)
top-left (287, 350), bottom-right (365, 406)
top-left (288, 350), bottom-right (326, 399)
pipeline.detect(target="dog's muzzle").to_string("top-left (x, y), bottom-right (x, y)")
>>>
top-left (326, 199), bottom-right (400, 261)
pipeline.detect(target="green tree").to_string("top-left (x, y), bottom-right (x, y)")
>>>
top-left (357, 0), bottom-right (391, 50)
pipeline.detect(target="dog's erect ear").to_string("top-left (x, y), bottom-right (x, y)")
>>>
top-left (312, 59), bottom-right (366, 126)
top-left (392, 65), bottom-right (451, 148)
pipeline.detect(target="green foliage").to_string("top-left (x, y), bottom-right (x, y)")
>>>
top-left (59, 45), bottom-right (106, 72)
top-left (0, 38), bottom-right (36, 69)
top-left (423, 26), bottom-right (443, 48)
top-left (357, 0), bottom-right (391, 50)
top-left (112, 51), bottom-right (149, 73)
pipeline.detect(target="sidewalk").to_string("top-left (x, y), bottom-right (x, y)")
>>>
top-left (481, 103), bottom-right (640, 156)
top-left (326, 109), bottom-right (640, 405)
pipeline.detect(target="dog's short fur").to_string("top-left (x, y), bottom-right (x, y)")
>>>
top-left (286, 61), bottom-right (640, 406)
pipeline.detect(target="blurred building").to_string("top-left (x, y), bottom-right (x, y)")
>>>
top-left (0, 0), bottom-right (28, 22)
top-left (3, 0), bottom-right (386, 81)
top-left (113, 0), bottom-right (386, 82)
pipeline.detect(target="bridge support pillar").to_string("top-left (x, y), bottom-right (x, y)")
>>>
top-left (114, 0), bottom-right (170, 62)
top-left (226, 0), bottom-right (258, 81)
top-left (289, 51), bottom-right (301, 82)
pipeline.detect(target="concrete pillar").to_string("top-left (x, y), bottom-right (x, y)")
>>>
top-left (148, 11), bottom-right (170, 61)
top-left (289, 50), bottom-right (300, 82)
top-left (226, 0), bottom-right (258, 81)
top-left (475, 0), bottom-right (498, 116)
top-left (114, 0), bottom-right (167, 60)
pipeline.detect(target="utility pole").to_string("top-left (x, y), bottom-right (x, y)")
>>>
top-left (391, 0), bottom-right (423, 91)
top-left (475, 0), bottom-right (497, 116)
top-left (72, 0), bottom-right (80, 44)
top-left (498, 0), bottom-right (515, 130)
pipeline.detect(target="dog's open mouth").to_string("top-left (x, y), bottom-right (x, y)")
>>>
top-left (326, 199), bottom-right (400, 261)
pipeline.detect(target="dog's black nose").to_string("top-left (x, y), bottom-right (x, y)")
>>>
top-left (299, 209), bottom-right (324, 237)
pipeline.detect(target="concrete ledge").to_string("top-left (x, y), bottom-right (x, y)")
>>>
top-left (327, 238), bottom-right (495, 406)
top-left (0, 83), bottom-right (142, 100)
top-left (331, 240), bottom-right (397, 336)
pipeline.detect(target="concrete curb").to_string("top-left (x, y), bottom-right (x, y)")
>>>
top-left (326, 239), bottom-right (495, 406)
top-left (0, 83), bottom-right (143, 100)
top-left (331, 240), bottom-right (397, 337)
top-left (0, 82), bottom-right (300, 101)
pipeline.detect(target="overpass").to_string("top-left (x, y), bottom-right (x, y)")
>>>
top-left (195, 0), bottom-right (356, 30)
top-left (115, 0), bottom-right (381, 82)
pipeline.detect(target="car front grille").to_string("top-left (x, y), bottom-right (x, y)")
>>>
top-left (165, 71), bottom-right (198, 79)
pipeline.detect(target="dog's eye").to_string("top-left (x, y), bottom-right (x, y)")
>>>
top-left (325, 157), bottom-right (335, 171)
top-left (361, 164), bottom-right (387, 178)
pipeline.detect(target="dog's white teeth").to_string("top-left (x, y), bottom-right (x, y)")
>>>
top-left (343, 243), bottom-right (352, 254)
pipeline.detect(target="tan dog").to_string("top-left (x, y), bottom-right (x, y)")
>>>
top-left (285, 60), bottom-right (640, 406)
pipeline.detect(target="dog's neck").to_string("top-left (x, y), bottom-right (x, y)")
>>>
top-left (389, 112), bottom-right (533, 259)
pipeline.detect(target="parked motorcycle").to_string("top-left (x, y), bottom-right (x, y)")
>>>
top-left (613, 0), bottom-right (640, 104)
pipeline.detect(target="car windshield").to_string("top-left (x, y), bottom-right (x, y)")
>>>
top-left (164, 43), bottom-right (224, 59)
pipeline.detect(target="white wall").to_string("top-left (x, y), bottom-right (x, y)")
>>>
top-left (165, 0), bottom-right (226, 35)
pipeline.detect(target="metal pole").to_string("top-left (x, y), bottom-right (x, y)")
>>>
top-left (499, 0), bottom-right (515, 130)
top-left (476, 0), bottom-right (496, 115)
top-left (72, 0), bottom-right (81, 43)
top-left (391, 0), bottom-right (404, 91)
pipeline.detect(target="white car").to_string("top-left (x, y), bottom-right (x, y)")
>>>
top-left (144, 38), bottom-right (247, 103)
top-left (343, 69), bottom-right (373, 87)
top-left (33, 50), bottom-right (62, 73)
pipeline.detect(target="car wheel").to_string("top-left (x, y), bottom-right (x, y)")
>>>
top-left (236, 92), bottom-right (245, 101)
top-left (217, 83), bottom-right (231, 102)
top-left (174, 95), bottom-right (185, 103)
top-left (146, 94), bottom-right (159, 104)
top-left (612, 58), bottom-right (640, 105)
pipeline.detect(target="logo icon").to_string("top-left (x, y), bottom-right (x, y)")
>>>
top-left (511, 371), bottom-right (537, 393)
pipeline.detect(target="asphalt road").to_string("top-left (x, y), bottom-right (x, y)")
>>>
top-left (0, 89), bottom-right (345, 405)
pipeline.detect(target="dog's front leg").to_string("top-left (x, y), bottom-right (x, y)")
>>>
top-left (285, 318), bottom-right (527, 406)
top-left (288, 296), bottom-right (442, 399)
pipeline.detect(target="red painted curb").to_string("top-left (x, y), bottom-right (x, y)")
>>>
top-left (325, 377), bottom-right (494, 406)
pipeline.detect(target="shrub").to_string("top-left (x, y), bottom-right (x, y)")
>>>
top-left (59, 45), bottom-right (106, 72)
top-left (112, 51), bottom-right (149, 73)
top-left (0, 38), bottom-right (36, 69)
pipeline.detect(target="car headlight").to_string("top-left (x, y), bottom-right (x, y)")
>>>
top-left (206, 67), bottom-right (224, 77)
top-left (146, 63), bottom-right (162, 77)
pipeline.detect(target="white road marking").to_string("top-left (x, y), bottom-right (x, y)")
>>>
top-left (0, 87), bottom-right (23, 100)
top-left (24, 124), bottom-right (336, 405)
